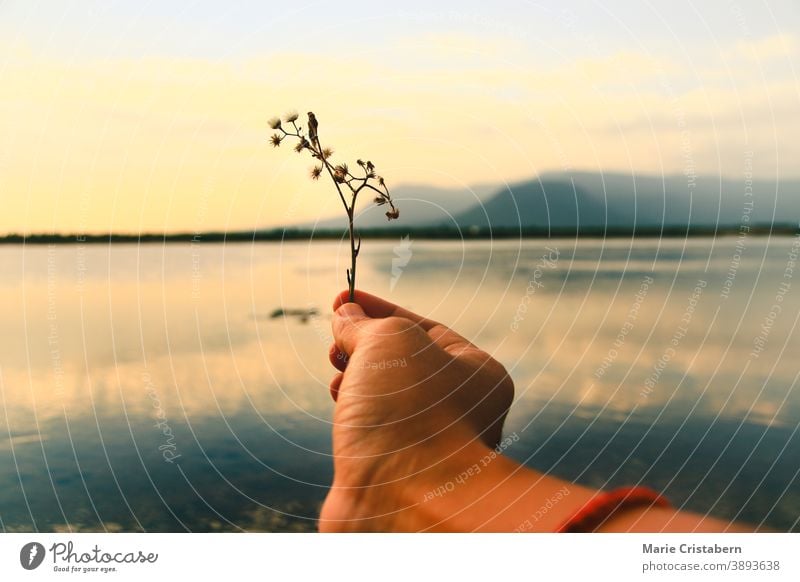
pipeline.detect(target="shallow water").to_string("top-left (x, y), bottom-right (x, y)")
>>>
top-left (0, 236), bottom-right (798, 531)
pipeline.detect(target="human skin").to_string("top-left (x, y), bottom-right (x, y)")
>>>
top-left (319, 290), bottom-right (752, 533)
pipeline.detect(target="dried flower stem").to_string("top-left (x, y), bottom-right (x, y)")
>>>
top-left (269, 111), bottom-right (399, 302)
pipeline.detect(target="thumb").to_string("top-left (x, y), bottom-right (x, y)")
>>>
top-left (332, 301), bottom-right (370, 355)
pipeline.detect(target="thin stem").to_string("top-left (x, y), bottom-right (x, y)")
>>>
top-left (312, 135), bottom-right (359, 301)
top-left (348, 207), bottom-right (356, 302)
top-left (361, 182), bottom-right (386, 198)
top-left (272, 113), bottom-right (397, 303)
top-left (362, 182), bottom-right (398, 214)
top-left (314, 137), bottom-right (350, 216)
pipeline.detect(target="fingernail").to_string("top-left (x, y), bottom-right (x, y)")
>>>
top-left (335, 302), bottom-right (366, 319)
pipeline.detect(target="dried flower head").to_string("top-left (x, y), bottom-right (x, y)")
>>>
top-left (267, 110), bottom-right (399, 302)
top-left (294, 138), bottom-right (310, 153)
top-left (307, 111), bottom-right (319, 142)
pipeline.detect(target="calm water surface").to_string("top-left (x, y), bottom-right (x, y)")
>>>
top-left (0, 237), bottom-right (798, 531)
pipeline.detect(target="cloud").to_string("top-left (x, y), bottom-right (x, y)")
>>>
top-left (737, 33), bottom-right (798, 62)
top-left (1, 30), bottom-right (799, 234)
top-left (562, 51), bottom-right (680, 84)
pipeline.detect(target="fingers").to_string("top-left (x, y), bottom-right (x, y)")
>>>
top-left (331, 301), bottom-right (370, 355)
top-left (426, 323), bottom-right (478, 355)
top-left (328, 343), bottom-right (348, 372)
top-left (333, 289), bottom-right (439, 331)
top-left (332, 289), bottom-right (475, 352)
top-left (329, 373), bottom-right (343, 402)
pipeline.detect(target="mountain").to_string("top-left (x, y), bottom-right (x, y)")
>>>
top-left (453, 177), bottom-right (623, 230)
top-left (289, 183), bottom-right (498, 230)
top-left (548, 171), bottom-right (800, 228)
top-left (453, 172), bottom-right (800, 231)
top-left (281, 172), bottom-right (800, 233)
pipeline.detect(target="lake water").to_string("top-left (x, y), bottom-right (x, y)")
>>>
top-left (1, 237), bottom-right (798, 532)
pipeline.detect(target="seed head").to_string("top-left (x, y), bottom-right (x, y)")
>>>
top-left (267, 108), bottom-right (401, 299)
top-left (294, 138), bottom-right (310, 153)
top-left (307, 111), bottom-right (319, 141)
top-left (333, 165), bottom-right (348, 183)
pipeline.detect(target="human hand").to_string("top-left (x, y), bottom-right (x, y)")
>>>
top-left (318, 290), bottom-right (753, 533)
top-left (320, 290), bottom-right (514, 531)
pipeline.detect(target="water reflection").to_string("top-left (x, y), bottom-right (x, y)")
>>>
top-left (0, 237), bottom-right (797, 531)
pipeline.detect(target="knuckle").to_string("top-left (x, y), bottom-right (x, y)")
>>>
top-left (483, 357), bottom-right (515, 399)
top-left (370, 316), bottom-right (418, 335)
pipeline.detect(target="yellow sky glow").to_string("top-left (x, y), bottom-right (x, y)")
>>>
top-left (1, 32), bottom-right (798, 234)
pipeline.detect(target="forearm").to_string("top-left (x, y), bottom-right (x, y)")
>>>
top-left (323, 292), bottom-right (754, 533)
top-left (392, 439), bottom-right (596, 532)
top-left (347, 437), bottom-right (753, 533)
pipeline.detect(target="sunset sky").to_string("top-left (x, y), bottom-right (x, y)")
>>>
top-left (1, 0), bottom-right (799, 234)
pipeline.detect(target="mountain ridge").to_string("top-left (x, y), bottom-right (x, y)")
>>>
top-left (279, 171), bottom-right (800, 232)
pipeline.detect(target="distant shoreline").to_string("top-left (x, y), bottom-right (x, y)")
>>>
top-left (1, 224), bottom-right (797, 244)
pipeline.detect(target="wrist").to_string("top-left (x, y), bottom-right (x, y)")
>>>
top-left (322, 426), bottom-right (599, 532)
top-left (321, 425), bottom-right (482, 532)
top-left (395, 436), bottom-right (493, 531)
top-left (397, 435), bottom-right (598, 532)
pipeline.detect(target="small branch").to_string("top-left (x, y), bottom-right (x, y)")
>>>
top-left (269, 111), bottom-right (398, 302)
top-left (314, 136), bottom-right (350, 215)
